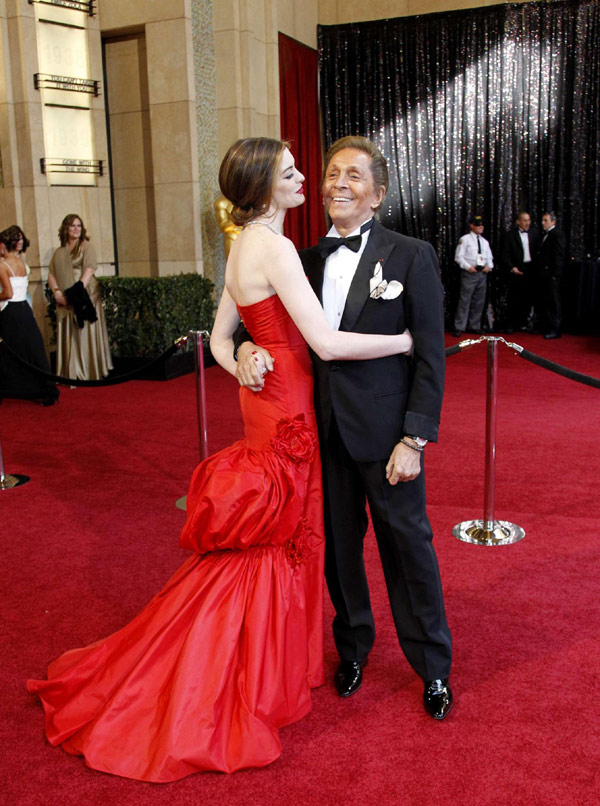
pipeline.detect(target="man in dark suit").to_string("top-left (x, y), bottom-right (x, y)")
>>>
top-left (501, 211), bottom-right (539, 332)
top-left (236, 136), bottom-right (452, 719)
top-left (537, 211), bottom-right (567, 339)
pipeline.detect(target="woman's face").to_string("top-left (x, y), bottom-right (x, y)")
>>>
top-left (270, 148), bottom-right (305, 214)
top-left (68, 218), bottom-right (82, 240)
top-left (15, 235), bottom-right (23, 252)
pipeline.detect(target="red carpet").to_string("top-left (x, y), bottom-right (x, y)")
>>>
top-left (2, 333), bottom-right (599, 805)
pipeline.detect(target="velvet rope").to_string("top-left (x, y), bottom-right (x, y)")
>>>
top-left (445, 336), bottom-right (600, 388)
top-left (0, 336), bottom-right (185, 388)
top-left (3, 332), bottom-right (597, 390)
top-left (512, 348), bottom-right (600, 389)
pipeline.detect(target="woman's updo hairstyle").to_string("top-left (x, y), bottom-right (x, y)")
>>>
top-left (219, 138), bottom-right (288, 226)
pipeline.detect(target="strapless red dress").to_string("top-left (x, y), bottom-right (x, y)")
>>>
top-left (27, 295), bottom-right (324, 782)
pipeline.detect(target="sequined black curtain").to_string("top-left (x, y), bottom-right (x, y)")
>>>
top-left (318, 0), bottom-right (600, 324)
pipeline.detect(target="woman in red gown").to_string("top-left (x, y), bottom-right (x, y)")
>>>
top-left (27, 138), bottom-right (413, 782)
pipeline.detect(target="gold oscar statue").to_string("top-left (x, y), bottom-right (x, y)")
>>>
top-left (214, 195), bottom-right (242, 257)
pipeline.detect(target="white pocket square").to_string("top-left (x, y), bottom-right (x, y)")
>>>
top-left (369, 259), bottom-right (403, 300)
top-left (379, 280), bottom-right (403, 299)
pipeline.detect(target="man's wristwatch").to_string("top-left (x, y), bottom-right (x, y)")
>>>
top-left (400, 435), bottom-right (428, 453)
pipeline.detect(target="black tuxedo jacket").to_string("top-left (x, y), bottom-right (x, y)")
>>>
top-left (300, 220), bottom-right (445, 463)
top-left (537, 228), bottom-right (567, 277)
top-left (500, 227), bottom-right (540, 273)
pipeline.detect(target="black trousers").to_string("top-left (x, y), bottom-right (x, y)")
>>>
top-left (539, 270), bottom-right (562, 332)
top-left (507, 267), bottom-right (535, 329)
top-left (320, 413), bottom-right (452, 681)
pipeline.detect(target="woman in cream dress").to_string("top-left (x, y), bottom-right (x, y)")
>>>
top-left (48, 214), bottom-right (113, 380)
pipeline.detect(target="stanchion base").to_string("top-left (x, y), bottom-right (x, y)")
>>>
top-left (175, 496), bottom-right (187, 511)
top-left (453, 519), bottom-right (525, 546)
top-left (0, 473), bottom-right (30, 490)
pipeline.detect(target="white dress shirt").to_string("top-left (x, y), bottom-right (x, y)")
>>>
top-left (455, 231), bottom-right (494, 271)
top-left (322, 219), bottom-right (372, 329)
top-left (519, 229), bottom-right (531, 263)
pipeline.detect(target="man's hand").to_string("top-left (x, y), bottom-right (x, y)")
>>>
top-left (482, 266), bottom-right (492, 273)
top-left (235, 341), bottom-right (274, 392)
top-left (511, 267), bottom-right (523, 275)
top-left (385, 441), bottom-right (422, 485)
top-left (467, 266), bottom-right (477, 273)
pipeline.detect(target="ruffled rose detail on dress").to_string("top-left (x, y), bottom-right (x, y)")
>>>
top-left (286, 518), bottom-right (319, 567)
top-left (180, 414), bottom-right (320, 555)
top-left (270, 414), bottom-right (317, 464)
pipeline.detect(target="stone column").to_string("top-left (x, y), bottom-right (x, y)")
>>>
top-left (0, 0), bottom-right (113, 342)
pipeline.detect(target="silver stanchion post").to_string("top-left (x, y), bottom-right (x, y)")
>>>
top-left (453, 337), bottom-right (525, 546)
top-left (193, 330), bottom-right (209, 461)
top-left (0, 437), bottom-right (30, 490)
top-left (175, 329), bottom-right (210, 511)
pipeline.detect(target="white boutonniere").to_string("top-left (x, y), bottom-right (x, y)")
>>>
top-left (369, 260), bottom-right (403, 300)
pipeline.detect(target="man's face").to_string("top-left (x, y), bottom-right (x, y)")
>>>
top-left (517, 214), bottom-right (531, 231)
top-left (470, 222), bottom-right (484, 235)
top-left (321, 148), bottom-right (385, 236)
top-left (541, 214), bottom-right (554, 231)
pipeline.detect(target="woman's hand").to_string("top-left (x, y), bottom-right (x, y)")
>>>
top-left (54, 289), bottom-right (68, 307)
top-left (235, 342), bottom-right (274, 391)
top-left (399, 328), bottom-right (413, 355)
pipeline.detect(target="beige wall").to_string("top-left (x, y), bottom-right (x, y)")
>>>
top-left (101, 0), bottom-right (204, 278)
top-left (0, 0), bottom-right (113, 344)
top-left (213, 0), bottom-right (320, 158)
top-left (317, 0), bottom-right (524, 24)
top-left (104, 33), bottom-right (157, 278)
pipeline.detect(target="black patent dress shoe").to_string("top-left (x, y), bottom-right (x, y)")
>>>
top-left (423, 678), bottom-right (453, 720)
top-left (452, 330), bottom-right (463, 338)
top-left (334, 658), bottom-right (368, 698)
top-left (544, 331), bottom-right (561, 339)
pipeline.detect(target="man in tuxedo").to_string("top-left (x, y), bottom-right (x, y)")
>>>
top-left (537, 211), bottom-right (567, 339)
top-left (500, 211), bottom-right (539, 333)
top-left (236, 136), bottom-right (452, 719)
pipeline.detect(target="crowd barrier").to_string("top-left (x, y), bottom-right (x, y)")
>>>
top-left (446, 335), bottom-right (599, 545)
top-left (2, 334), bottom-right (599, 541)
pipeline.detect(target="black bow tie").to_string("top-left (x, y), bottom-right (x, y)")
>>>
top-left (317, 219), bottom-right (374, 258)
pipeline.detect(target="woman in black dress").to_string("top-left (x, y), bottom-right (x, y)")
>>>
top-left (0, 226), bottom-right (59, 405)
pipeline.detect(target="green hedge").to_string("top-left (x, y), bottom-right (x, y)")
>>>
top-left (46, 273), bottom-right (216, 358)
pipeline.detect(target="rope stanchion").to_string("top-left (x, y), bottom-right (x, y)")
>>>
top-left (0, 438), bottom-right (30, 490)
top-left (191, 330), bottom-right (210, 461)
top-left (0, 336), bottom-right (186, 388)
top-left (446, 333), bottom-right (600, 388)
top-left (447, 332), bottom-right (597, 545)
top-left (452, 337), bottom-right (525, 546)
top-left (175, 330), bottom-right (210, 513)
